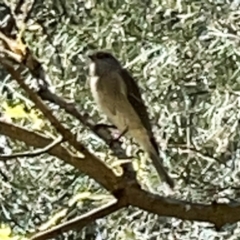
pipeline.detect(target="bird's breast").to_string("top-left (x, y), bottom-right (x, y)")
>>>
top-left (89, 76), bottom-right (125, 130)
top-left (89, 74), bottom-right (147, 137)
top-left (89, 76), bottom-right (108, 104)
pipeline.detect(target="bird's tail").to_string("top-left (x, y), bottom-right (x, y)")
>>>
top-left (148, 150), bottom-right (174, 188)
top-left (132, 129), bottom-right (174, 188)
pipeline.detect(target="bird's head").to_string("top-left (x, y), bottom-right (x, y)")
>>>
top-left (88, 50), bottom-right (121, 76)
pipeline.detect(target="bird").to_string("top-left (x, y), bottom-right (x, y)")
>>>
top-left (87, 50), bottom-right (174, 188)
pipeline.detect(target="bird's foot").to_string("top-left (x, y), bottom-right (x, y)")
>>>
top-left (108, 127), bottom-right (129, 147)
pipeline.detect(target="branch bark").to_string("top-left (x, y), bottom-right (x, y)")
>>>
top-left (0, 11), bottom-right (238, 237)
top-left (0, 120), bottom-right (119, 192)
top-left (1, 120), bottom-right (240, 231)
top-left (30, 199), bottom-right (125, 240)
top-left (0, 136), bottom-right (63, 159)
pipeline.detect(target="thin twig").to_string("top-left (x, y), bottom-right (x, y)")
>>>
top-left (30, 199), bottom-right (125, 240)
top-left (0, 59), bottom-right (87, 154)
top-left (0, 136), bottom-right (63, 160)
top-left (0, 120), bottom-right (119, 192)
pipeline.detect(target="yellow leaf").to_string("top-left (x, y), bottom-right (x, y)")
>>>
top-left (29, 109), bottom-right (44, 130)
top-left (68, 192), bottom-right (92, 206)
top-left (0, 224), bottom-right (11, 237)
top-left (2, 103), bottom-right (45, 129)
top-left (3, 103), bottom-right (28, 119)
top-left (31, 118), bottom-right (44, 130)
top-left (29, 109), bottom-right (41, 120)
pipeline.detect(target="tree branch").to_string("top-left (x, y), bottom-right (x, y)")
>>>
top-left (126, 187), bottom-right (240, 229)
top-left (0, 136), bottom-right (63, 160)
top-left (30, 199), bottom-right (125, 240)
top-left (1, 59), bottom-right (130, 183)
top-left (0, 120), bottom-right (119, 192)
top-left (1, 120), bottom-right (240, 231)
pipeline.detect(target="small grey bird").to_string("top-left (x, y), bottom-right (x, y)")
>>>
top-left (87, 50), bottom-right (174, 188)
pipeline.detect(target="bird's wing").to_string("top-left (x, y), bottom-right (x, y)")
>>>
top-left (120, 68), bottom-right (152, 132)
top-left (120, 68), bottom-right (159, 154)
